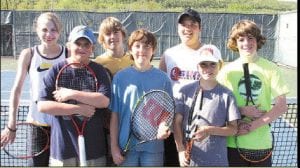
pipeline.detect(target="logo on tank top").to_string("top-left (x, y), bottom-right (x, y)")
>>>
top-left (238, 74), bottom-right (262, 103)
top-left (170, 66), bottom-right (200, 81)
top-left (37, 62), bottom-right (53, 72)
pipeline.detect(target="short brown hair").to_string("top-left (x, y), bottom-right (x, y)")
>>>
top-left (98, 17), bottom-right (126, 48)
top-left (128, 29), bottom-right (157, 61)
top-left (227, 20), bottom-right (266, 52)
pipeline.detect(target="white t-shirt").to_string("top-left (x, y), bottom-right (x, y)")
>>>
top-left (162, 43), bottom-right (203, 98)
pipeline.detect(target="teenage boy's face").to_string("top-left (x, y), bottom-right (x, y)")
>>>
top-left (103, 30), bottom-right (124, 50)
top-left (69, 37), bottom-right (94, 63)
top-left (236, 35), bottom-right (258, 57)
top-left (178, 17), bottom-right (201, 45)
top-left (130, 38), bottom-right (154, 66)
top-left (197, 61), bottom-right (219, 81)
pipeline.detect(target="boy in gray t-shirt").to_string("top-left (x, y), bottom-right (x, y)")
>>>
top-left (173, 44), bottom-right (241, 166)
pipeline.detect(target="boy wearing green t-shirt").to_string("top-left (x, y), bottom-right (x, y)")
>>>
top-left (217, 20), bottom-right (289, 166)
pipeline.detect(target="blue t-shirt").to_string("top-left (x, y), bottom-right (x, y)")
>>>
top-left (110, 66), bottom-right (173, 153)
top-left (39, 60), bottom-right (111, 160)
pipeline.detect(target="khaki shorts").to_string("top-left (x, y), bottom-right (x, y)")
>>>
top-left (49, 156), bottom-right (106, 166)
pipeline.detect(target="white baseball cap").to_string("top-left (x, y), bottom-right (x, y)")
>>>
top-left (196, 44), bottom-right (222, 63)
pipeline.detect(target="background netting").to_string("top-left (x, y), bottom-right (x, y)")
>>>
top-left (0, 98), bottom-right (297, 166)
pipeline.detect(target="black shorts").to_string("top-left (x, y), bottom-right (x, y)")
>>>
top-left (28, 126), bottom-right (51, 166)
top-left (227, 147), bottom-right (272, 167)
top-left (164, 133), bottom-right (179, 166)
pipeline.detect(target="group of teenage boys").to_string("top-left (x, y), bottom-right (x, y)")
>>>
top-left (1, 8), bottom-right (288, 167)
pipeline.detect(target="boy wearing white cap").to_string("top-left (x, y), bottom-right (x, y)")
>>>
top-left (159, 8), bottom-right (204, 166)
top-left (173, 44), bottom-right (240, 166)
top-left (38, 25), bottom-right (111, 166)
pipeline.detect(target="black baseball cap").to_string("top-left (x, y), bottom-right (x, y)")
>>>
top-left (177, 8), bottom-right (201, 25)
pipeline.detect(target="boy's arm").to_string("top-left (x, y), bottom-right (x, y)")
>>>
top-left (110, 112), bottom-right (124, 165)
top-left (194, 120), bottom-right (238, 139)
top-left (173, 113), bottom-right (190, 167)
top-left (158, 54), bottom-right (167, 72)
top-left (237, 95), bottom-right (287, 135)
top-left (173, 113), bottom-right (185, 152)
top-left (249, 95), bottom-right (287, 131)
top-left (53, 88), bottom-right (109, 108)
top-left (37, 101), bottom-right (95, 118)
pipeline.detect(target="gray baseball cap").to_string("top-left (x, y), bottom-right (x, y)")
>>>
top-left (68, 25), bottom-right (96, 44)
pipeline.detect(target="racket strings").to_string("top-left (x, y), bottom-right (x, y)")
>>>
top-left (31, 126), bottom-right (49, 155)
top-left (235, 134), bottom-right (273, 163)
top-left (132, 91), bottom-right (174, 141)
top-left (238, 147), bottom-right (273, 162)
top-left (58, 67), bottom-right (96, 92)
top-left (185, 87), bottom-right (202, 140)
top-left (4, 124), bottom-right (49, 159)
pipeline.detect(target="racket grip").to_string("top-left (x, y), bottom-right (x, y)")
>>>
top-left (185, 140), bottom-right (193, 164)
top-left (78, 135), bottom-right (87, 166)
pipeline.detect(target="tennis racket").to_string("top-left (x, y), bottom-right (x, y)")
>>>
top-left (56, 62), bottom-right (98, 166)
top-left (235, 63), bottom-right (273, 163)
top-left (184, 87), bottom-right (205, 164)
top-left (235, 132), bottom-right (274, 163)
top-left (122, 90), bottom-right (175, 156)
top-left (2, 122), bottom-right (50, 159)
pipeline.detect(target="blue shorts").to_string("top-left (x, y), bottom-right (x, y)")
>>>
top-left (121, 150), bottom-right (164, 166)
top-left (49, 156), bottom-right (106, 166)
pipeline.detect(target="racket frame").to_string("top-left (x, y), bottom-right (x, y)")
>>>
top-left (55, 62), bottom-right (98, 166)
top-left (235, 131), bottom-right (274, 163)
top-left (235, 63), bottom-right (273, 163)
top-left (185, 87), bottom-right (203, 163)
top-left (3, 122), bottom-right (50, 159)
top-left (122, 90), bottom-right (175, 155)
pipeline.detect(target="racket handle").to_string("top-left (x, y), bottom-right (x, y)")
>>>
top-left (185, 140), bottom-right (193, 164)
top-left (78, 135), bottom-right (87, 166)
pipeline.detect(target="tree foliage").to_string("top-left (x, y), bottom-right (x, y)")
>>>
top-left (1, 0), bottom-right (297, 14)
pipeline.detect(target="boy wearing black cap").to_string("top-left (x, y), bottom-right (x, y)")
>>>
top-left (38, 25), bottom-right (111, 166)
top-left (159, 8), bottom-right (204, 166)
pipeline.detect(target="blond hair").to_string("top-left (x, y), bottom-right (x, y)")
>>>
top-left (34, 12), bottom-right (63, 34)
top-left (98, 17), bottom-right (126, 48)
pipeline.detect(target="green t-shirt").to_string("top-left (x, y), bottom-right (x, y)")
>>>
top-left (217, 57), bottom-right (289, 149)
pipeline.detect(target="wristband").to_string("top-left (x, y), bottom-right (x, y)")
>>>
top-left (6, 125), bottom-right (17, 132)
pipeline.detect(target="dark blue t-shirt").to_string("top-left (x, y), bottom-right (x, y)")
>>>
top-left (39, 60), bottom-right (111, 160)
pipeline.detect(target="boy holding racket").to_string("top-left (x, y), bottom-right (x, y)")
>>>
top-left (159, 8), bottom-right (204, 166)
top-left (37, 25), bottom-right (111, 166)
top-left (217, 20), bottom-right (289, 166)
top-left (110, 28), bottom-right (172, 166)
top-left (94, 17), bottom-right (133, 166)
top-left (173, 44), bottom-right (240, 166)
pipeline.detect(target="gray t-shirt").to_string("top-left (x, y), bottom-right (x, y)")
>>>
top-left (175, 81), bottom-right (241, 166)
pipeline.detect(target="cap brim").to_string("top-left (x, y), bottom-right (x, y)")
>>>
top-left (71, 35), bottom-right (94, 44)
top-left (197, 55), bottom-right (219, 63)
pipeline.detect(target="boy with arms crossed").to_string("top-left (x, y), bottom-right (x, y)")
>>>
top-left (38, 25), bottom-right (111, 166)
